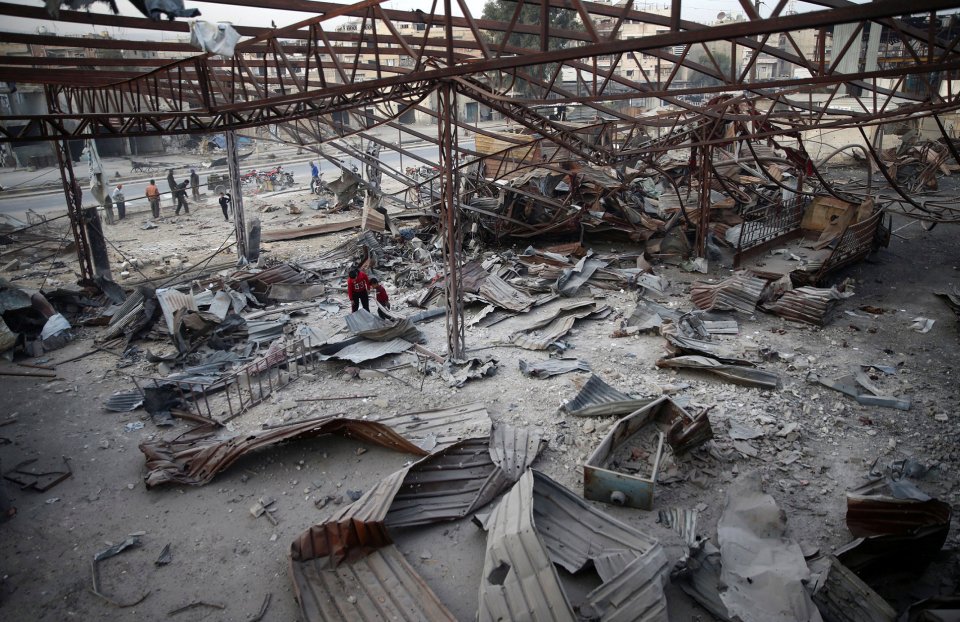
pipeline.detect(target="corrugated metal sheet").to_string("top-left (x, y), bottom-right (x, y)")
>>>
top-left (344, 309), bottom-right (422, 343)
top-left (373, 402), bottom-right (492, 451)
top-left (562, 374), bottom-right (654, 417)
top-left (478, 470), bottom-right (668, 622)
top-left (510, 301), bottom-right (608, 350)
top-left (477, 274), bottom-right (536, 312)
top-left (690, 271), bottom-right (767, 314)
top-left (289, 424), bottom-right (544, 622)
top-left (656, 355), bottom-right (780, 389)
top-left (289, 544), bottom-right (456, 622)
top-left (519, 358), bottom-right (591, 378)
top-left (557, 257), bottom-right (607, 296)
top-left (139, 416), bottom-right (429, 488)
top-left (156, 288), bottom-right (198, 334)
top-left (246, 317), bottom-right (288, 345)
top-left (104, 391), bottom-right (144, 412)
top-left (316, 337), bottom-right (413, 363)
top-left (846, 478), bottom-right (951, 538)
top-left (764, 286), bottom-right (846, 326)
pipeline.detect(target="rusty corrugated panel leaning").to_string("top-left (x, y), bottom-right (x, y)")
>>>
top-left (690, 271), bottom-right (767, 315)
top-left (478, 470), bottom-right (669, 622)
top-left (562, 374), bottom-right (654, 417)
top-left (289, 424), bottom-right (545, 622)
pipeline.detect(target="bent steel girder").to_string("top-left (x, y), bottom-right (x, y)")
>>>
top-left (3, 0), bottom-right (960, 146)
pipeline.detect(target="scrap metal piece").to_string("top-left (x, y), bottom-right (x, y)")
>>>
top-left (690, 271), bottom-right (767, 315)
top-left (657, 508), bottom-right (699, 547)
top-left (763, 286), bottom-right (851, 326)
top-left (584, 397), bottom-right (713, 509)
top-left (518, 358), bottom-right (591, 378)
top-left (846, 478), bottom-right (951, 538)
top-left (141, 404), bottom-right (492, 487)
top-left (104, 391), bottom-right (145, 412)
top-left (717, 471), bottom-right (823, 622)
top-left (478, 470), bottom-right (669, 622)
top-left (290, 425), bottom-right (545, 622)
top-left (155, 543), bottom-right (172, 566)
top-left (344, 308), bottom-right (423, 343)
top-left (672, 540), bottom-right (730, 621)
top-left (809, 372), bottom-right (911, 410)
top-left (807, 555), bottom-right (896, 622)
top-left (510, 301), bottom-right (609, 350)
top-left (441, 356), bottom-right (498, 388)
top-left (266, 283), bottom-right (325, 301)
top-left (626, 298), bottom-right (681, 333)
top-left (315, 336), bottom-right (413, 363)
top-left (935, 287), bottom-right (960, 319)
top-left (156, 288), bottom-right (198, 334)
top-left (557, 256), bottom-right (607, 296)
top-left (90, 535), bottom-right (150, 608)
top-left (657, 355), bottom-right (780, 389)
top-left (3, 456), bottom-right (72, 492)
top-left (562, 374), bottom-right (654, 417)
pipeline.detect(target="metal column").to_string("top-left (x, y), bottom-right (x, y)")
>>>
top-left (225, 131), bottom-right (248, 261)
top-left (438, 81), bottom-right (465, 359)
top-left (53, 140), bottom-right (95, 284)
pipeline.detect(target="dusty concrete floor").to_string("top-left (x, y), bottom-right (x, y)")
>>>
top-left (0, 179), bottom-right (958, 621)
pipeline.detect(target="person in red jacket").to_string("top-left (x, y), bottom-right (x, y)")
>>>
top-left (369, 277), bottom-right (390, 319)
top-left (346, 268), bottom-right (370, 313)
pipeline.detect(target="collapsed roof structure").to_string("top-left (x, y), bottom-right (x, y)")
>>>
top-left (1, 0), bottom-right (959, 356)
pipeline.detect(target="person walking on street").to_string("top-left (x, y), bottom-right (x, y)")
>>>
top-left (166, 169), bottom-right (178, 209)
top-left (218, 191), bottom-right (232, 221)
top-left (346, 267), bottom-right (370, 313)
top-left (174, 180), bottom-right (190, 215)
top-left (190, 169), bottom-right (200, 200)
top-left (145, 179), bottom-right (161, 218)
top-left (369, 277), bottom-right (390, 319)
top-left (111, 183), bottom-right (126, 220)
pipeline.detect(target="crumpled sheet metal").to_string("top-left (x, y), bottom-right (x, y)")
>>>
top-left (716, 471), bottom-right (823, 622)
top-left (511, 301), bottom-right (609, 351)
top-left (846, 478), bottom-right (952, 539)
top-left (344, 308), bottom-right (423, 343)
top-left (369, 402), bottom-right (492, 452)
top-left (289, 425), bottom-right (545, 622)
top-left (763, 286), bottom-right (850, 326)
top-left (809, 372), bottom-right (911, 410)
top-left (518, 358), bottom-right (591, 378)
top-left (261, 218), bottom-right (363, 242)
top-left (583, 397), bottom-right (713, 510)
top-left (478, 470), bottom-right (669, 622)
top-left (657, 355), bottom-right (780, 389)
top-left (690, 271), bottom-right (767, 315)
top-left (140, 405), bottom-right (490, 488)
top-left (104, 391), bottom-right (145, 412)
top-left (477, 273), bottom-right (536, 312)
top-left (557, 257), bottom-right (607, 297)
top-left (807, 555), bottom-right (896, 622)
top-left (156, 288), bottom-right (198, 334)
top-left (315, 336), bottom-right (413, 363)
top-left (562, 374), bottom-right (654, 417)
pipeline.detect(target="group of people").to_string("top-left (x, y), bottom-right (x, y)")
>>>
top-left (346, 267), bottom-right (390, 318)
top-left (138, 169), bottom-right (224, 220)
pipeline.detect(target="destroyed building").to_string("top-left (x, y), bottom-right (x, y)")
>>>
top-left (0, 0), bottom-right (959, 621)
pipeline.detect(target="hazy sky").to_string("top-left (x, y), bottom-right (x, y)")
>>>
top-left (5, 0), bottom-right (769, 37)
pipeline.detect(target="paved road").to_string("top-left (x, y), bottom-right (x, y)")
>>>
top-left (0, 142), bottom-right (455, 222)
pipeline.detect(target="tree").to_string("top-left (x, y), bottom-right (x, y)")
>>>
top-left (480, 0), bottom-right (582, 94)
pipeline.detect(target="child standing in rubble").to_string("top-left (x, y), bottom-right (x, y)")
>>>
top-left (369, 277), bottom-right (390, 319)
top-left (346, 267), bottom-right (370, 313)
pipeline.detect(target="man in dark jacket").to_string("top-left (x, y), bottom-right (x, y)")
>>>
top-left (218, 191), bottom-right (231, 221)
top-left (174, 180), bottom-right (190, 215)
top-left (166, 169), bottom-right (178, 209)
top-left (190, 169), bottom-right (200, 200)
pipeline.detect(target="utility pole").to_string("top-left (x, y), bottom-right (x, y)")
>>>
top-left (225, 131), bottom-right (248, 262)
